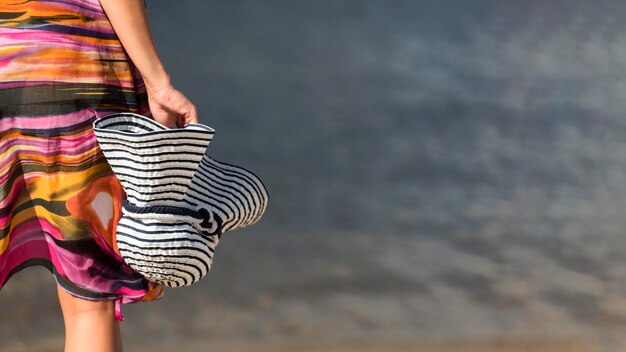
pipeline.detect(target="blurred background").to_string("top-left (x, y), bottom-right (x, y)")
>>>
top-left (6, 0), bottom-right (626, 351)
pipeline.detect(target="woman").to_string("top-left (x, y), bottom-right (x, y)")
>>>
top-left (0, 0), bottom-right (196, 351)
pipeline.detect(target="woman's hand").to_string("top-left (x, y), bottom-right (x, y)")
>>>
top-left (146, 82), bottom-right (199, 129)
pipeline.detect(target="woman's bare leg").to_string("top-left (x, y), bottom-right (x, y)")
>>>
top-left (56, 284), bottom-right (123, 352)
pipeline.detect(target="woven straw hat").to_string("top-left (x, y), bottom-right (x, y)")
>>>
top-left (92, 112), bottom-right (269, 287)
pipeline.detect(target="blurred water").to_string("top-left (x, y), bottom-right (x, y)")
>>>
top-left (6, 0), bottom-right (626, 351)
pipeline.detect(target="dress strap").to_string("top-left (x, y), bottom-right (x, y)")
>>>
top-left (114, 298), bottom-right (125, 321)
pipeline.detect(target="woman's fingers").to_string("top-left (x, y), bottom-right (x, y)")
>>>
top-left (184, 104), bottom-right (199, 125)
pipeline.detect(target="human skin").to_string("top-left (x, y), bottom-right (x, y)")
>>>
top-left (57, 285), bottom-right (123, 352)
top-left (98, 0), bottom-right (198, 129)
top-left (57, 1), bottom-right (199, 351)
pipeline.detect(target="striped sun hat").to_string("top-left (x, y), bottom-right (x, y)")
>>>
top-left (92, 112), bottom-right (269, 287)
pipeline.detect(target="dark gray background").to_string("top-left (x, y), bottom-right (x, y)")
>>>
top-left (5, 1), bottom-right (626, 350)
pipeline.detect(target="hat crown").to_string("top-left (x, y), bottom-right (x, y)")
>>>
top-left (93, 112), bottom-right (214, 207)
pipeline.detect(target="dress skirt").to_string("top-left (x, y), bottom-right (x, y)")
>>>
top-left (0, 0), bottom-right (164, 321)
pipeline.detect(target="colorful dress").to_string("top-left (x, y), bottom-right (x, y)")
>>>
top-left (0, 0), bottom-right (164, 320)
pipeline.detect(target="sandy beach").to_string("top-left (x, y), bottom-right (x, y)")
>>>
top-left (3, 335), bottom-right (598, 352)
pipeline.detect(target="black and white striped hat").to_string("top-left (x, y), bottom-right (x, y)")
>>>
top-left (92, 112), bottom-right (269, 287)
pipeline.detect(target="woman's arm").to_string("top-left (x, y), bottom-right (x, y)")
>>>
top-left (97, 0), bottom-right (198, 127)
top-left (98, 0), bottom-right (170, 91)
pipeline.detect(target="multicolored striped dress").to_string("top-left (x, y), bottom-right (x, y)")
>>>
top-left (0, 0), bottom-right (164, 320)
